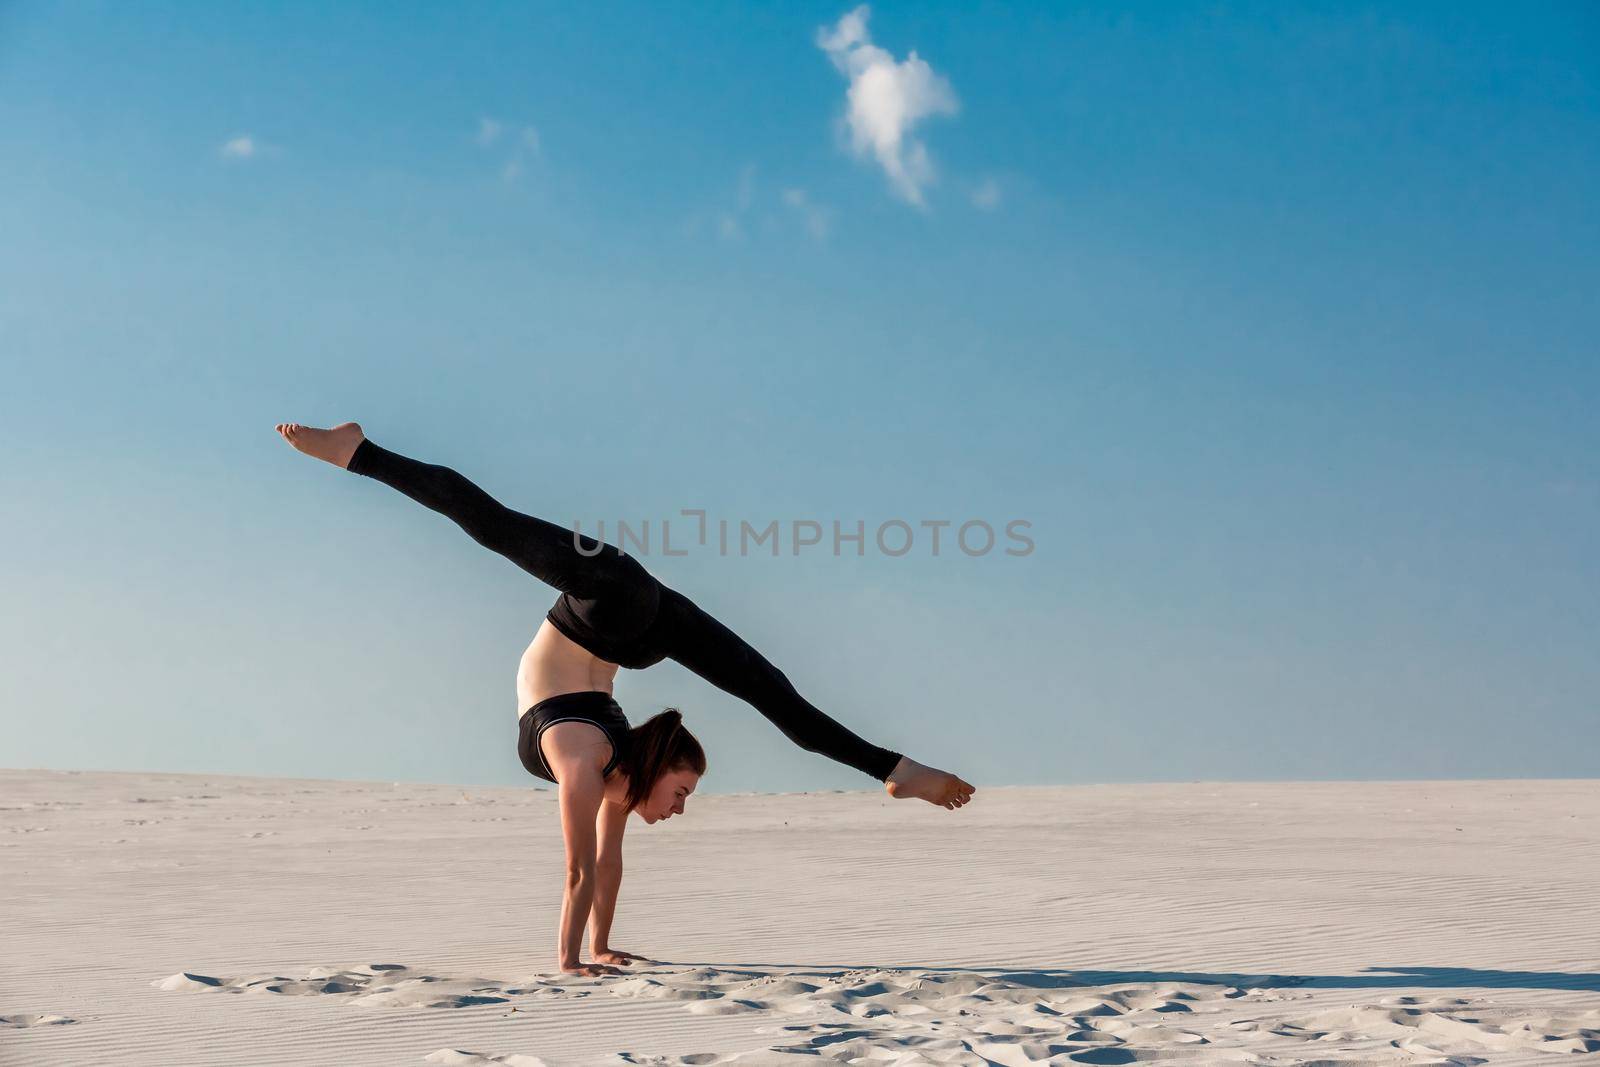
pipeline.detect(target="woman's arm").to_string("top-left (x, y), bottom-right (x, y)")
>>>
top-left (555, 772), bottom-right (608, 973)
top-left (588, 795), bottom-right (629, 958)
top-left (589, 864), bottom-right (622, 952)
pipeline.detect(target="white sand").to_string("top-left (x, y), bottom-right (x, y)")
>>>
top-left (3, 770), bottom-right (1597, 1065)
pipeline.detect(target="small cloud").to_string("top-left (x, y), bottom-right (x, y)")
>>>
top-left (708, 164), bottom-right (758, 241)
top-left (781, 188), bottom-right (833, 241)
top-left (970, 176), bottom-right (1002, 211)
top-left (736, 162), bottom-right (756, 212)
top-left (219, 135), bottom-right (258, 160)
top-left (478, 117), bottom-right (540, 182)
top-left (689, 165), bottom-right (833, 244)
top-left (816, 5), bottom-right (958, 207)
top-left (1544, 478), bottom-right (1598, 503)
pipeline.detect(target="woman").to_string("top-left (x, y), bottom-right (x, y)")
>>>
top-left (275, 421), bottom-right (976, 976)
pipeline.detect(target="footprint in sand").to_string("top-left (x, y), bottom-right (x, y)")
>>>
top-left (155, 961), bottom-right (1600, 1064)
top-left (606, 969), bottom-right (1600, 1066)
top-left (0, 1014), bottom-right (76, 1028)
top-left (152, 963), bottom-right (581, 1010)
top-left (424, 1051), bottom-right (550, 1067)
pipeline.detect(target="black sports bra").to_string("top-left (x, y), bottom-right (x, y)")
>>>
top-left (517, 690), bottom-right (631, 784)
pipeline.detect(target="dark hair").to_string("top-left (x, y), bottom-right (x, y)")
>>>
top-left (619, 707), bottom-right (706, 813)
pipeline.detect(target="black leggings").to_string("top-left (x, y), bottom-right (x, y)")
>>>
top-left (347, 437), bottom-right (903, 782)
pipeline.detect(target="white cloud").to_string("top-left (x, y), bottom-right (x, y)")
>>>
top-left (219, 135), bottom-right (258, 160)
top-left (782, 187), bottom-right (833, 241)
top-left (736, 162), bottom-right (756, 212)
top-left (816, 5), bottom-right (958, 207)
top-left (970, 176), bottom-right (1002, 211)
top-left (709, 164), bottom-right (758, 241)
top-left (478, 118), bottom-right (540, 182)
top-left (688, 166), bottom-right (834, 244)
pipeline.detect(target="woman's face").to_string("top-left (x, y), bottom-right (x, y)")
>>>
top-left (640, 768), bottom-right (699, 824)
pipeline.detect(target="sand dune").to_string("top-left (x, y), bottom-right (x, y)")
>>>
top-left (4, 770), bottom-right (1598, 1064)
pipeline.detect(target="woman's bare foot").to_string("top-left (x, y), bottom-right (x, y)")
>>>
top-left (274, 421), bottom-right (365, 469)
top-left (885, 756), bottom-right (975, 809)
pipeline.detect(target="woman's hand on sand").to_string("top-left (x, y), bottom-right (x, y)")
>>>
top-left (560, 960), bottom-right (623, 977)
top-left (594, 948), bottom-right (650, 966)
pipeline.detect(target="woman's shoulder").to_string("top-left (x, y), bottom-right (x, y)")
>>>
top-left (537, 717), bottom-right (626, 783)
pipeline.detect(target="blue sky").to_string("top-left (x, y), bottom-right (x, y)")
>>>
top-left (2, 1), bottom-right (1595, 792)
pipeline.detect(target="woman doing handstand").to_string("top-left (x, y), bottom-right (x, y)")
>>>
top-left (275, 421), bottom-right (975, 975)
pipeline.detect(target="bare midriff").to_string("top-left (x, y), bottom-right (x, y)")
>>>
top-left (516, 619), bottom-right (622, 719)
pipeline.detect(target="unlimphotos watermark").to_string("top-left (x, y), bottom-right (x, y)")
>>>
top-left (566, 510), bottom-right (1034, 558)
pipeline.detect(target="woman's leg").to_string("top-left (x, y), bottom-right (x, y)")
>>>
top-left (346, 437), bottom-right (656, 620)
top-left (652, 587), bottom-right (903, 782)
top-left (279, 422), bottom-right (969, 806)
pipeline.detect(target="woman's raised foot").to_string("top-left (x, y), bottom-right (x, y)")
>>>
top-left (275, 421), bottom-right (365, 469)
top-left (885, 756), bottom-right (975, 810)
